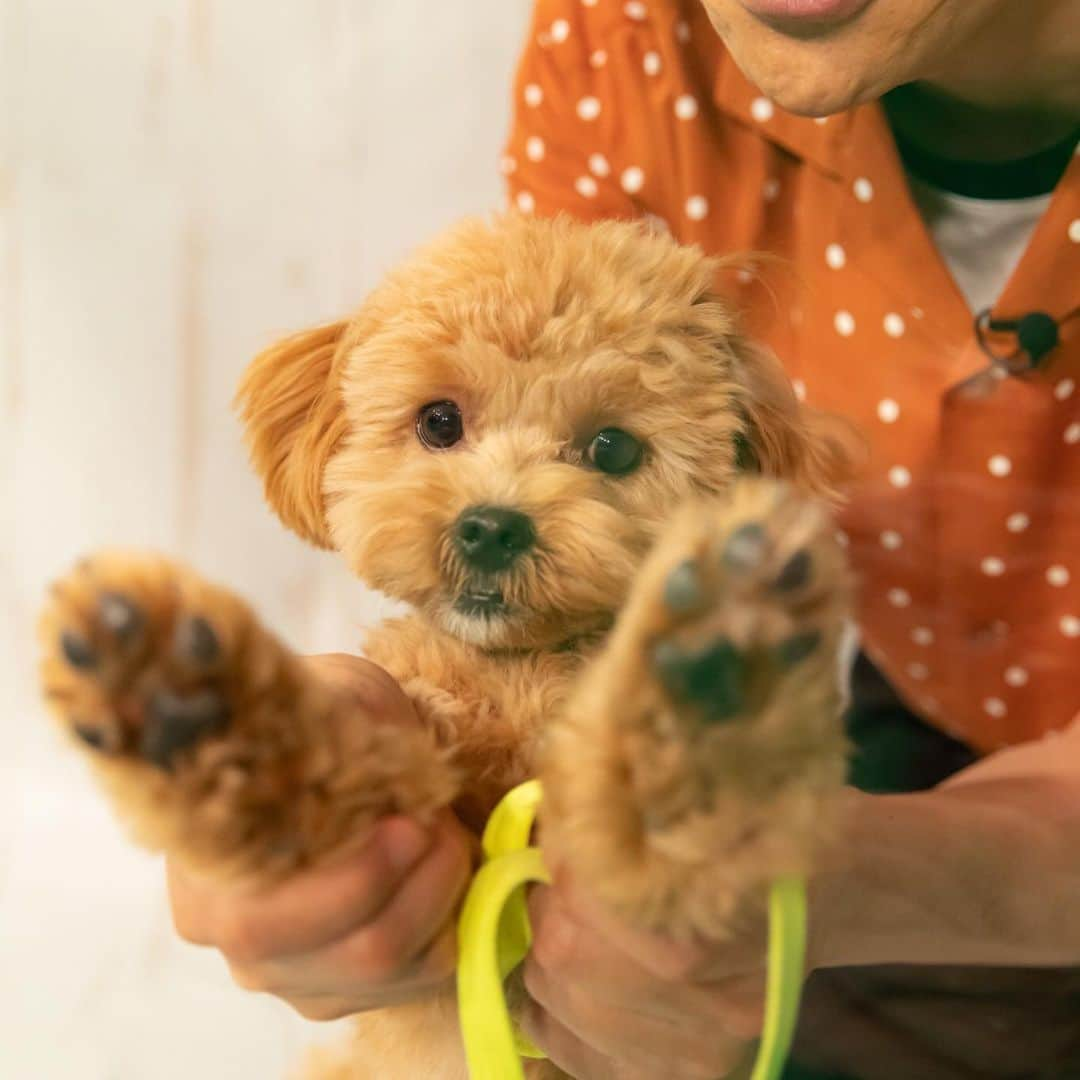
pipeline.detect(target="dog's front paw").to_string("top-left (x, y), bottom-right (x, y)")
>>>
top-left (40, 554), bottom-right (241, 770)
top-left (39, 553), bottom-right (455, 880)
top-left (543, 480), bottom-right (852, 938)
top-left (646, 481), bottom-right (845, 733)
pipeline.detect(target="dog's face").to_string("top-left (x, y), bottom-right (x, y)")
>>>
top-left (238, 216), bottom-right (849, 649)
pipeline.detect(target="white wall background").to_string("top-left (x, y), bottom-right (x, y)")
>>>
top-left (0, 2), bottom-right (531, 1075)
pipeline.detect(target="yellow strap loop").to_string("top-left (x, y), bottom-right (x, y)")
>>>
top-left (456, 781), bottom-right (807, 1080)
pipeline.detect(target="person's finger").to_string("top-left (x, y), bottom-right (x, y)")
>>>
top-left (168, 815), bottom-right (434, 962)
top-left (312, 813), bottom-right (472, 987)
top-left (519, 999), bottom-right (642, 1080)
top-left (527, 884), bottom-right (765, 1038)
top-left (542, 871), bottom-right (764, 984)
top-left (231, 913), bottom-right (460, 1005)
top-left (523, 945), bottom-right (749, 1076)
top-left (302, 653), bottom-right (421, 725)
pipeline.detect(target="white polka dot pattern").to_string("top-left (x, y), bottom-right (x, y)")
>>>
top-left (515, 190), bottom-right (535, 214)
top-left (825, 243), bottom-right (846, 269)
top-left (1069, 218), bottom-right (1080, 243)
top-left (981, 557), bottom-right (1005, 577)
top-left (620, 166), bottom-right (644, 193)
top-left (588, 152), bottom-right (610, 177)
top-left (881, 530), bottom-right (903, 550)
top-left (988, 455), bottom-right (1012, 477)
top-left (887, 588), bottom-right (911, 608)
top-left (911, 627), bottom-right (934, 646)
top-left (577, 96), bottom-right (601, 120)
top-left (877, 398), bottom-right (899, 423)
top-left (750, 97), bottom-right (774, 123)
top-left (1065, 422), bottom-right (1080, 445)
top-left (853, 177), bottom-right (874, 202)
top-left (590, 49), bottom-right (607, 68)
top-left (1054, 378), bottom-right (1075, 400)
top-left (624, 1), bottom-right (647, 19)
top-left (524, 83), bottom-right (543, 107)
top-left (574, 175), bottom-right (598, 198)
top-left (883, 313), bottom-right (905, 338)
top-left (1047, 565), bottom-right (1070, 587)
top-left (984, 698), bottom-right (1007, 718)
top-left (685, 194), bottom-right (708, 220)
top-left (525, 136), bottom-right (545, 161)
top-left (1006, 513), bottom-right (1030, 533)
top-left (643, 51), bottom-right (661, 76)
top-left (674, 94), bottom-right (698, 120)
top-left (834, 310), bottom-right (855, 336)
top-left (762, 178), bottom-right (780, 201)
top-left (888, 466), bottom-right (911, 488)
top-left (1004, 666), bottom-right (1029, 687)
top-left (550, 18), bottom-right (570, 42)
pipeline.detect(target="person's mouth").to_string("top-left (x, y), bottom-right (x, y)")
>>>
top-left (737, 0), bottom-right (874, 33)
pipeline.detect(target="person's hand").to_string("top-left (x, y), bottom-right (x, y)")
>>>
top-left (166, 654), bottom-right (474, 1021)
top-left (520, 870), bottom-right (772, 1079)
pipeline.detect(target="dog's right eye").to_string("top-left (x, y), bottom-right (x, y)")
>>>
top-left (416, 401), bottom-right (463, 450)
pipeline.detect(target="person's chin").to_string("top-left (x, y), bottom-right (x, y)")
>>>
top-left (753, 61), bottom-right (874, 116)
top-left (731, 31), bottom-right (889, 115)
top-left (709, 2), bottom-right (895, 115)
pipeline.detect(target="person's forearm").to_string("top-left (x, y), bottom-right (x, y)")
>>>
top-left (815, 719), bottom-right (1080, 970)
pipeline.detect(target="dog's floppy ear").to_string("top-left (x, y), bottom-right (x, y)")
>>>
top-left (730, 339), bottom-right (861, 501)
top-left (235, 320), bottom-right (350, 549)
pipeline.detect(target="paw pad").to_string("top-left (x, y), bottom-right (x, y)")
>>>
top-left (142, 689), bottom-right (229, 771)
top-left (99, 593), bottom-right (143, 640)
top-left (653, 638), bottom-right (745, 724)
top-left (61, 630), bottom-right (97, 670)
top-left (774, 548), bottom-right (812, 592)
top-left (723, 522), bottom-right (768, 571)
top-left (174, 616), bottom-right (220, 665)
top-left (774, 630), bottom-right (821, 666)
top-left (73, 722), bottom-right (109, 750)
top-left (663, 559), bottom-right (705, 614)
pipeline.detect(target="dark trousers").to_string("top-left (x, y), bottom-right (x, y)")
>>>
top-left (782, 654), bottom-right (979, 1080)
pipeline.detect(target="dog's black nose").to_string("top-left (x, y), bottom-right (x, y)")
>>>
top-left (454, 507), bottom-right (536, 572)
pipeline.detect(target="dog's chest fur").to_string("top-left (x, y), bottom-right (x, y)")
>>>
top-left (363, 614), bottom-right (594, 832)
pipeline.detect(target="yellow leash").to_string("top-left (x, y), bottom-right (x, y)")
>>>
top-left (456, 780), bottom-right (808, 1080)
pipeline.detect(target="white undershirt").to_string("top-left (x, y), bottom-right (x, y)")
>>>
top-left (907, 173), bottom-right (1053, 315)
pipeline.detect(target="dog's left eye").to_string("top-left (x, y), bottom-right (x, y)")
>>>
top-left (417, 401), bottom-right (463, 450)
top-left (586, 428), bottom-right (643, 475)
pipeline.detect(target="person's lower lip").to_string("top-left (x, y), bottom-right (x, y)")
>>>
top-left (739, 0), bottom-right (873, 29)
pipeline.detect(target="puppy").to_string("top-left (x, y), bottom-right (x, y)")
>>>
top-left (39, 214), bottom-right (855, 1079)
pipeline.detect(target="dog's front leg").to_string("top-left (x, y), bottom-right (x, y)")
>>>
top-left (540, 478), bottom-right (853, 942)
top-left (38, 552), bottom-right (458, 882)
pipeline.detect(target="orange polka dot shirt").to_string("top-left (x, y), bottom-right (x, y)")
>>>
top-left (502, 0), bottom-right (1080, 755)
